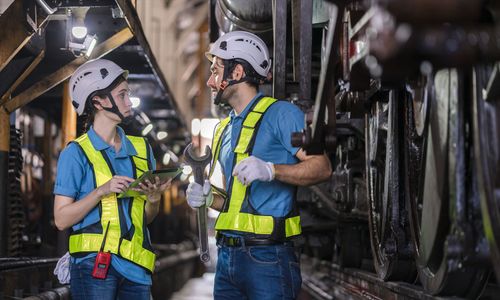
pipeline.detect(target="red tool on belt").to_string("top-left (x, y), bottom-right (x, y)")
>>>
top-left (92, 221), bottom-right (111, 279)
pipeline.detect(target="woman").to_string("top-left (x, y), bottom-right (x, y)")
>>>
top-left (53, 59), bottom-right (169, 300)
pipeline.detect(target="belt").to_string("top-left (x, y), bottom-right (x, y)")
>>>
top-left (217, 234), bottom-right (293, 247)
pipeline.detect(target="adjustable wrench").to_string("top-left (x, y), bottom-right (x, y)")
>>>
top-left (183, 143), bottom-right (212, 262)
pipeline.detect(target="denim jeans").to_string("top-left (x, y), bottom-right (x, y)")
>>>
top-left (214, 242), bottom-right (302, 300)
top-left (70, 257), bottom-right (151, 300)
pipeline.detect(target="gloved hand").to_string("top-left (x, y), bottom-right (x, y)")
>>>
top-left (232, 156), bottom-right (275, 186)
top-left (186, 179), bottom-right (213, 208)
top-left (53, 252), bottom-right (71, 284)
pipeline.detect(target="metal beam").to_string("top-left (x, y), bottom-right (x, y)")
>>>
top-left (0, 108), bottom-right (9, 256)
top-left (272, 0), bottom-right (287, 99)
top-left (116, 0), bottom-right (187, 128)
top-left (298, 0), bottom-right (312, 103)
top-left (0, 108), bottom-right (9, 152)
top-left (2, 28), bottom-right (133, 113)
top-left (0, 50), bottom-right (45, 107)
top-left (0, 0), bottom-right (48, 73)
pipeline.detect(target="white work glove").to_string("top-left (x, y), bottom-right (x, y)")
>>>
top-left (53, 252), bottom-right (71, 284)
top-left (186, 179), bottom-right (213, 208)
top-left (233, 156), bottom-right (275, 186)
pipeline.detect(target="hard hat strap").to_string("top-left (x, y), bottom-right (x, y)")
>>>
top-left (213, 60), bottom-right (262, 106)
top-left (102, 92), bottom-right (132, 124)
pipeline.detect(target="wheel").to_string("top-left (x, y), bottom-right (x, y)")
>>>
top-left (407, 69), bottom-right (489, 297)
top-left (366, 90), bottom-right (416, 281)
top-left (473, 63), bottom-right (500, 283)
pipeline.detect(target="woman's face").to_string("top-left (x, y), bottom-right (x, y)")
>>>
top-left (97, 80), bottom-right (132, 121)
top-left (110, 81), bottom-right (132, 117)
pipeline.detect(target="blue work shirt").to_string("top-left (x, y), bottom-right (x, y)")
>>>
top-left (219, 93), bottom-right (304, 227)
top-left (54, 126), bottom-right (155, 285)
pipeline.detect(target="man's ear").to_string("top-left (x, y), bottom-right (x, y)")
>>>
top-left (232, 64), bottom-right (245, 80)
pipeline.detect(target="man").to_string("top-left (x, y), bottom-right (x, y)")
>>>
top-left (186, 31), bottom-right (332, 299)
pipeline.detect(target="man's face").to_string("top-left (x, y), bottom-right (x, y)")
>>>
top-left (207, 57), bottom-right (235, 104)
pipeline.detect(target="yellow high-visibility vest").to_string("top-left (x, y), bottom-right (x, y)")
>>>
top-left (68, 134), bottom-right (156, 272)
top-left (209, 96), bottom-right (301, 240)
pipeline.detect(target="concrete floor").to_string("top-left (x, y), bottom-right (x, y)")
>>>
top-left (170, 272), bottom-right (215, 300)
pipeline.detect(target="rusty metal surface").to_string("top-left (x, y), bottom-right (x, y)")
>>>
top-left (272, 0), bottom-right (286, 100)
top-left (298, 0), bottom-right (312, 103)
top-left (3, 27), bottom-right (133, 113)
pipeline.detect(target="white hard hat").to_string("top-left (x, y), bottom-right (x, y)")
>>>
top-left (69, 59), bottom-right (128, 115)
top-left (206, 31), bottom-right (271, 78)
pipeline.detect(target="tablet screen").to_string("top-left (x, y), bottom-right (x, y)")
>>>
top-left (117, 168), bottom-right (182, 198)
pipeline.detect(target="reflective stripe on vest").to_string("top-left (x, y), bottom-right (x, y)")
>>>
top-left (209, 97), bottom-right (302, 239)
top-left (68, 134), bottom-right (156, 272)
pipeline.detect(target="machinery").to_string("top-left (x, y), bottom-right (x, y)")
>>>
top-left (1, 0), bottom-right (500, 298)
top-left (211, 0), bottom-right (500, 298)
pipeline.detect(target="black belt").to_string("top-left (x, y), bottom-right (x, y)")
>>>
top-left (217, 234), bottom-right (293, 247)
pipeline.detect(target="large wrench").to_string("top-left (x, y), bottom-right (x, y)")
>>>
top-left (183, 143), bottom-right (212, 262)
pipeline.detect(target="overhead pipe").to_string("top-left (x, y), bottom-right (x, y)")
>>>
top-left (215, 0), bottom-right (273, 35)
top-left (35, 0), bottom-right (57, 15)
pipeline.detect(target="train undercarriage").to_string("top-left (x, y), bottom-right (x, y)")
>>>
top-left (1, 0), bottom-right (500, 299)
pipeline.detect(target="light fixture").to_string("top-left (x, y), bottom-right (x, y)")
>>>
top-left (141, 124), bottom-right (153, 136)
top-left (157, 131), bottom-right (168, 140)
top-left (72, 26), bottom-right (87, 39)
top-left (173, 144), bottom-right (181, 154)
top-left (84, 35), bottom-right (97, 57)
top-left (201, 118), bottom-right (220, 139)
top-left (68, 34), bottom-right (97, 57)
top-left (130, 97), bottom-right (141, 108)
top-left (162, 153), bottom-right (171, 165)
top-left (191, 118), bottom-right (201, 136)
top-left (182, 165), bottom-right (193, 175)
top-left (71, 7), bottom-right (89, 39)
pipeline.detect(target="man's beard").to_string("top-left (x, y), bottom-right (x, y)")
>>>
top-left (215, 86), bottom-right (236, 106)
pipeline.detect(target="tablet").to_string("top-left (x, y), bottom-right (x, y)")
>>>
top-left (117, 168), bottom-right (182, 198)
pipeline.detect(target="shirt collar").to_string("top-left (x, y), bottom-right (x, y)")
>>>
top-left (229, 92), bottom-right (263, 121)
top-left (87, 126), bottom-right (137, 157)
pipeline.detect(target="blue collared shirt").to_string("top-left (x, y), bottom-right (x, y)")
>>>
top-left (54, 126), bottom-right (155, 285)
top-left (218, 93), bottom-right (304, 223)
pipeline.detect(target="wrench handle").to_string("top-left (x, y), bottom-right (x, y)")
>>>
top-left (193, 167), bottom-right (210, 262)
top-left (197, 206), bottom-right (210, 262)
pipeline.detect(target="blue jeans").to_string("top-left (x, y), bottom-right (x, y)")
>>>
top-left (214, 242), bottom-right (302, 300)
top-left (70, 257), bottom-right (151, 300)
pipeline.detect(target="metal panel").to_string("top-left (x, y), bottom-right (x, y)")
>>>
top-left (298, 0), bottom-right (312, 103)
top-left (272, 0), bottom-right (286, 99)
